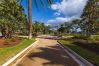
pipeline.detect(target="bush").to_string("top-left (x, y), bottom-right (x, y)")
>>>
top-left (73, 34), bottom-right (88, 40)
top-left (89, 35), bottom-right (99, 41)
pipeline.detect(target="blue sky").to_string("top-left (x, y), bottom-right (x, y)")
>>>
top-left (22, 0), bottom-right (88, 25)
top-left (21, 0), bottom-right (59, 22)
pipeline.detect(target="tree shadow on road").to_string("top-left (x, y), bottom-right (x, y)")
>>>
top-left (27, 45), bottom-right (78, 66)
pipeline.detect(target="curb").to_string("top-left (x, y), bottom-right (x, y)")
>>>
top-left (57, 41), bottom-right (94, 66)
top-left (2, 39), bottom-right (38, 66)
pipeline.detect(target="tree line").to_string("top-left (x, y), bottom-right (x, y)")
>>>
top-left (0, 0), bottom-right (27, 38)
top-left (57, 0), bottom-right (99, 37)
top-left (0, 0), bottom-right (52, 38)
top-left (0, 0), bottom-right (98, 39)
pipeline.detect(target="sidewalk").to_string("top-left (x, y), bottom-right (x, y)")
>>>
top-left (12, 38), bottom-right (79, 66)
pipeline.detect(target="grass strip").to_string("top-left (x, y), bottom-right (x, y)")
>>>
top-left (0, 38), bottom-right (35, 65)
top-left (58, 40), bottom-right (99, 66)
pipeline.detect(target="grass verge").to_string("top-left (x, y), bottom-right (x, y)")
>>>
top-left (0, 38), bottom-right (35, 65)
top-left (58, 40), bottom-right (99, 66)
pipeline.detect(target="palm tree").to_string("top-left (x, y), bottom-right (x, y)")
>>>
top-left (28, 0), bottom-right (32, 39)
top-left (27, 0), bottom-right (52, 39)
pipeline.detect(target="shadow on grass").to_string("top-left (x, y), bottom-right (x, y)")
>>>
top-left (72, 40), bottom-right (99, 55)
top-left (65, 44), bottom-right (99, 66)
top-left (60, 40), bottom-right (99, 66)
top-left (27, 45), bottom-right (79, 66)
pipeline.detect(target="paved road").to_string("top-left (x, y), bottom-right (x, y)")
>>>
top-left (16, 37), bottom-right (79, 66)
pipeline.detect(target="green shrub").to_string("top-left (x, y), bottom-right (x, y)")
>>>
top-left (89, 35), bottom-right (99, 41)
top-left (73, 34), bottom-right (88, 40)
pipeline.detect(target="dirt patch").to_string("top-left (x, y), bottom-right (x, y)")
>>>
top-left (0, 38), bottom-right (22, 48)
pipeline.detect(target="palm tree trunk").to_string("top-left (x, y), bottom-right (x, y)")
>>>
top-left (28, 0), bottom-right (32, 39)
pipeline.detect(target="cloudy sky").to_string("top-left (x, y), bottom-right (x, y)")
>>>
top-left (22, 0), bottom-right (88, 26)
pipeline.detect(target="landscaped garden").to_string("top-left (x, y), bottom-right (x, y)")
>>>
top-left (0, 38), bottom-right (35, 65)
top-left (0, 0), bottom-right (99, 66)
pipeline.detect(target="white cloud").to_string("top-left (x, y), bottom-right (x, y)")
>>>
top-left (54, 12), bottom-right (61, 16)
top-left (51, 0), bottom-right (88, 17)
top-left (47, 17), bottom-right (66, 26)
top-left (47, 16), bottom-right (80, 26)
top-left (47, 0), bottom-right (88, 25)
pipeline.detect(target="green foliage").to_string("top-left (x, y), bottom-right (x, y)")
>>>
top-left (89, 35), bottom-right (99, 41)
top-left (57, 25), bottom-right (65, 33)
top-left (32, 21), bottom-right (52, 36)
top-left (0, 0), bottom-right (27, 38)
top-left (57, 20), bottom-right (81, 35)
top-left (80, 0), bottom-right (99, 37)
top-left (72, 34), bottom-right (88, 39)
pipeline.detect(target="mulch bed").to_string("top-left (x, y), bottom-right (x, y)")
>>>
top-left (0, 38), bottom-right (22, 48)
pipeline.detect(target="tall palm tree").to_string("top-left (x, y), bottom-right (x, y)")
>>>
top-left (27, 0), bottom-right (52, 39)
top-left (28, 0), bottom-right (32, 39)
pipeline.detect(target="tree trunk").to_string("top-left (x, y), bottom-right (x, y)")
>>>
top-left (28, 0), bottom-right (32, 39)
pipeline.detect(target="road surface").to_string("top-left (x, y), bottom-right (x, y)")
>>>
top-left (15, 37), bottom-right (79, 66)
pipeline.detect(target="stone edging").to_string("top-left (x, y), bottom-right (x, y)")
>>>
top-left (57, 41), bottom-right (94, 66)
top-left (2, 39), bottom-right (38, 66)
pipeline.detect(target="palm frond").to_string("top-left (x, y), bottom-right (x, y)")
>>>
top-left (40, 0), bottom-right (45, 9)
top-left (34, 0), bottom-right (38, 8)
top-left (47, 0), bottom-right (52, 6)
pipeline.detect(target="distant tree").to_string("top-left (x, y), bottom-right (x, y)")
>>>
top-left (33, 21), bottom-right (41, 35)
top-left (71, 19), bottom-right (81, 33)
top-left (32, 21), bottom-right (52, 36)
top-left (63, 22), bottom-right (73, 34)
top-left (57, 24), bottom-right (65, 36)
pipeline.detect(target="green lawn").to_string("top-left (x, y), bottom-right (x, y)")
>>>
top-left (58, 40), bottom-right (99, 66)
top-left (0, 38), bottom-right (35, 65)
